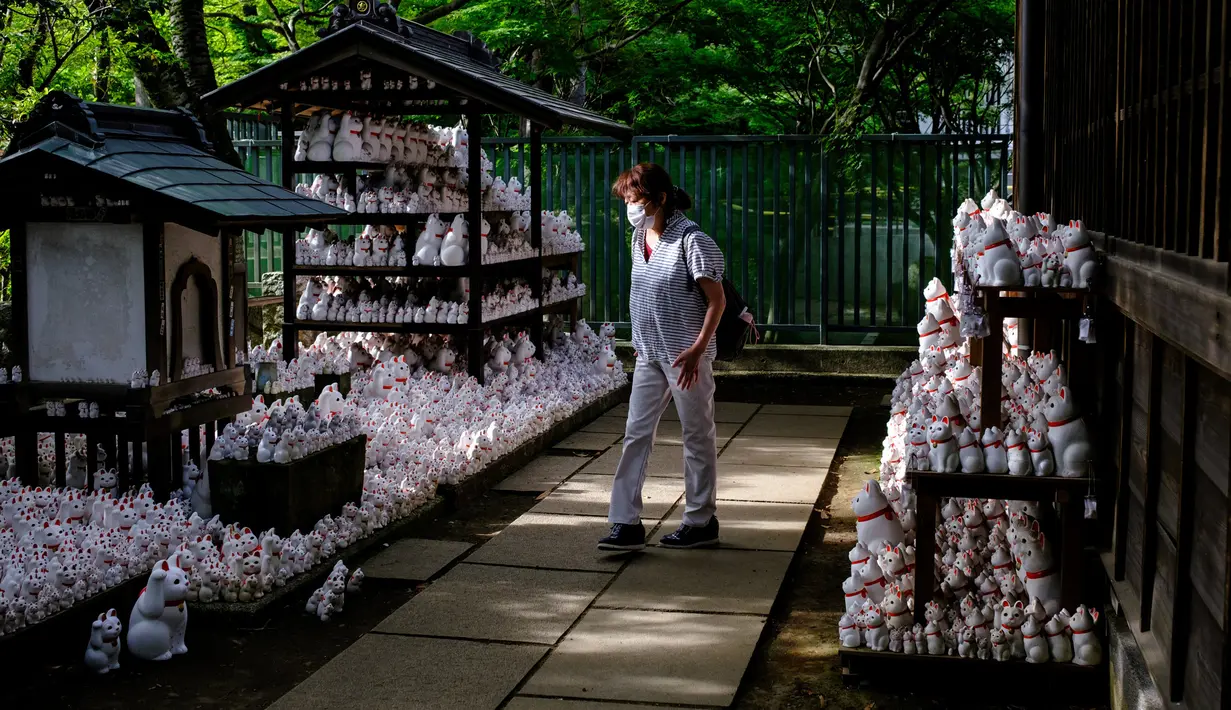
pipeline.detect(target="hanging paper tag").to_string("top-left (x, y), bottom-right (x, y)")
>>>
top-left (1084, 496), bottom-right (1098, 520)
top-left (1079, 317), bottom-right (1097, 344)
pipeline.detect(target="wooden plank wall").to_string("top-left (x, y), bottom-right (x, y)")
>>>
top-left (1038, 2), bottom-right (1231, 707)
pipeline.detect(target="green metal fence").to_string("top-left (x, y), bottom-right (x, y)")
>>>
top-left (230, 117), bottom-right (1011, 344)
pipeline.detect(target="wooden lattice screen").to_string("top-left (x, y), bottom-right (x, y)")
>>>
top-left (1036, 3), bottom-right (1230, 708)
top-left (1043, 0), bottom-right (1227, 260)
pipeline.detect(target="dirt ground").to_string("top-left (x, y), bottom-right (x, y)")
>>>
top-left (4, 380), bottom-right (1109, 709)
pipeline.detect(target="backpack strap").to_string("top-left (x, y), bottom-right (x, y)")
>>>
top-left (680, 230), bottom-right (700, 293)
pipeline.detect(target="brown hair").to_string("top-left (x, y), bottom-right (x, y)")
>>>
top-left (611, 162), bottom-right (692, 214)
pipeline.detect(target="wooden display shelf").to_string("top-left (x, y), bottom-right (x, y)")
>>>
top-left (291, 256), bottom-right (539, 279)
top-left (480, 307), bottom-right (542, 329)
top-left (290, 319), bottom-right (468, 334)
top-left (973, 284), bottom-right (1093, 296)
top-left (541, 251), bottom-right (583, 268)
top-left (909, 468), bottom-right (1089, 614)
top-left (248, 294), bottom-right (283, 308)
top-left (903, 469), bottom-right (1093, 497)
top-left (542, 296), bottom-right (583, 315)
top-left (839, 647), bottom-right (1105, 696)
top-left (290, 264), bottom-right (467, 277)
top-left (322, 208), bottom-right (514, 226)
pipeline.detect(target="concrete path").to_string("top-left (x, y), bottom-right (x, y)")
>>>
top-left (268, 402), bottom-right (847, 710)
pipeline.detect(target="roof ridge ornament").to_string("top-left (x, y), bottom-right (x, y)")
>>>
top-left (451, 30), bottom-right (500, 68)
top-left (321, 0), bottom-right (412, 39)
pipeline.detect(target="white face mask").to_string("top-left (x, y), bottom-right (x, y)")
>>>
top-left (626, 202), bottom-right (652, 230)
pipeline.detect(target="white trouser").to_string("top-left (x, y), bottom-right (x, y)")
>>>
top-left (608, 358), bottom-right (718, 527)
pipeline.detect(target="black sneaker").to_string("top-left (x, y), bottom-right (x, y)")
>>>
top-left (598, 522), bottom-right (646, 551)
top-left (659, 516), bottom-right (720, 549)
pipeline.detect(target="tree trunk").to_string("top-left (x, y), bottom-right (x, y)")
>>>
top-left (93, 0), bottom-right (189, 110)
top-left (17, 12), bottom-right (49, 88)
top-left (93, 27), bottom-right (111, 102)
top-left (166, 0), bottom-right (241, 166)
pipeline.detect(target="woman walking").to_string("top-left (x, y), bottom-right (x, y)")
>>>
top-left (598, 163), bottom-right (727, 551)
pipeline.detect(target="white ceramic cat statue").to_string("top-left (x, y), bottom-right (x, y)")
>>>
top-left (1044, 387), bottom-right (1092, 477)
top-left (84, 608), bottom-right (123, 673)
top-left (1046, 613), bottom-right (1074, 662)
top-left (1062, 220), bottom-right (1097, 288)
top-left (127, 559), bottom-right (189, 661)
top-left (958, 426), bottom-right (985, 473)
top-left (1069, 605), bottom-right (1102, 666)
top-left (1005, 429), bottom-right (1033, 476)
top-left (927, 416), bottom-right (960, 473)
top-left (977, 220), bottom-right (1024, 286)
top-left (981, 426), bottom-right (1009, 474)
top-left (1021, 614), bottom-right (1050, 663)
top-left (1016, 533), bottom-right (1061, 615)
top-left (839, 612), bottom-right (862, 648)
top-left (851, 480), bottom-right (905, 550)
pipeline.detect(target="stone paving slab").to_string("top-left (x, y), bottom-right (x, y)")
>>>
top-left (495, 454), bottom-right (596, 492)
top-left (758, 404), bottom-right (854, 416)
top-left (266, 634), bottom-right (546, 710)
top-left (653, 499), bottom-right (814, 552)
top-left (531, 474), bottom-right (683, 519)
top-left (520, 608), bottom-right (766, 706)
top-left (376, 563), bottom-right (611, 644)
top-left (716, 463), bottom-right (831, 504)
top-left (464, 513), bottom-right (631, 572)
top-left (364, 538), bottom-right (474, 581)
top-left (580, 415), bottom-right (631, 434)
top-left (605, 401), bottom-right (760, 423)
top-left (651, 420), bottom-right (742, 447)
top-left (507, 699), bottom-right (664, 710)
top-left (594, 547), bottom-right (794, 615)
top-left (739, 413), bottom-right (849, 439)
top-left (585, 445), bottom-right (685, 478)
top-left (719, 436), bottom-right (840, 467)
top-left (553, 431), bottom-right (623, 451)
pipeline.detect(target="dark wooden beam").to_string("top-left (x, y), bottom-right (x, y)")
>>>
top-left (1168, 353), bottom-right (1197, 700)
top-left (1139, 334), bottom-right (1164, 631)
top-left (1114, 318), bottom-right (1135, 580)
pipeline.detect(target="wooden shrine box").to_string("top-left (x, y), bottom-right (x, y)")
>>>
top-left (0, 92), bottom-right (346, 498)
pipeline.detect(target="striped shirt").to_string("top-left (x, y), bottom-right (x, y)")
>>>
top-left (630, 211), bottom-right (726, 363)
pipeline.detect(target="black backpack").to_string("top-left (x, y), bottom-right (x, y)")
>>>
top-left (681, 233), bottom-right (755, 361)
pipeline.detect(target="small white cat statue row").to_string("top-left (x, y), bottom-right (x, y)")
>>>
top-left (84, 608), bottom-right (123, 673)
top-left (127, 559), bottom-right (189, 661)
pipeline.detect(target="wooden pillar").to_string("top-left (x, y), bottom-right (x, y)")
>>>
top-left (466, 105), bottom-right (484, 382)
top-left (280, 102), bottom-right (297, 363)
top-left (1015, 0), bottom-right (1046, 213)
top-left (1139, 335), bottom-right (1163, 631)
top-left (913, 488), bottom-right (938, 610)
top-left (143, 221), bottom-right (167, 379)
top-left (979, 290), bottom-right (1003, 429)
top-left (1113, 318), bottom-right (1135, 580)
top-left (529, 121), bottom-right (544, 356)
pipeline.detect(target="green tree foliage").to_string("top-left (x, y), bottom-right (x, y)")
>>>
top-left (0, 0), bottom-right (1013, 144)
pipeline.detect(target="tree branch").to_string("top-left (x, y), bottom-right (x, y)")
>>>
top-left (579, 0), bottom-right (697, 61)
top-left (205, 12), bottom-right (281, 33)
top-left (262, 0), bottom-right (299, 51)
top-left (412, 0), bottom-right (472, 26)
top-left (38, 25), bottom-right (100, 90)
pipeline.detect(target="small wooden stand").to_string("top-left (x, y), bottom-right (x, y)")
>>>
top-left (909, 469), bottom-right (1091, 611)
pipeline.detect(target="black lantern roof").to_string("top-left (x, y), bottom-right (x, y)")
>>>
top-left (0, 92), bottom-right (347, 228)
top-left (203, 16), bottom-right (632, 139)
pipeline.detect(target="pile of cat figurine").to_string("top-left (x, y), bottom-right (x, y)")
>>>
top-left (0, 320), bottom-right (626, 665)
top-left (840, 194), bottom-right (1103, 665)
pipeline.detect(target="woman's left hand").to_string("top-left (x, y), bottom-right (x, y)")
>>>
top-left (672, 345), bottom-right (704, 390)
